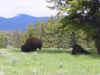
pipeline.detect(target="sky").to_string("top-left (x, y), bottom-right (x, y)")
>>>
top-left (0, 0), bottom-right (57, 18)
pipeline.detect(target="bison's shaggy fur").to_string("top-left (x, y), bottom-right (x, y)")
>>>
top-left (72, 44), bottom-right (90, 55)
top-left (21, 37), bottom-right (42, 52)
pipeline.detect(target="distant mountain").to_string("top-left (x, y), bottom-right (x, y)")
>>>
top-left (0, 14), bottom-right (49, 31)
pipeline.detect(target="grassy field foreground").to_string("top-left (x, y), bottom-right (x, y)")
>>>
top-left (0, 48), bottom-right (100, 75)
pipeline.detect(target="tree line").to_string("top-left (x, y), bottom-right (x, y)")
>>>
top-left (0, 16), bottom-right (92, 50)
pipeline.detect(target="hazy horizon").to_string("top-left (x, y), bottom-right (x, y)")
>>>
top-left (0, 14), bottom-right (50, 19)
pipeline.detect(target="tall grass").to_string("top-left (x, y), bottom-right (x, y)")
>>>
top-left (0, 48), bottom-right (99, 75)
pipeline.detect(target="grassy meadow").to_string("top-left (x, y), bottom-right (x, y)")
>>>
top-left (0, 48), bottom-right (100, 75)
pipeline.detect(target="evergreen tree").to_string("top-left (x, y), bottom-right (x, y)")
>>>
top-left (26, 24), bottom-right (35, 37)
top-left (47, 0), bottom-right (100, 54)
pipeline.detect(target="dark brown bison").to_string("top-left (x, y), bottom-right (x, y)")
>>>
top-left (21, 37), bottom-right (42, 52)
top-left (72, 44), bottom-right (90, 55)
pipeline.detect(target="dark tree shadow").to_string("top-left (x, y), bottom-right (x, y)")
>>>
top-left (14, 48), bottom-right (100, 59)
top-left (84, 48), bottom-right (100, 59)
top-left (38, 48), bottom-right (72, 54)
top-left (88, 52), bottom-right (100, 59)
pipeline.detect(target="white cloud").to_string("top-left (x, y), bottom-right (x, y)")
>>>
top-left (0, 0), bottom-right (57, 18)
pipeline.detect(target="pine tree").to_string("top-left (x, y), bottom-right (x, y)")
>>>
top-left (47, 0), bottom-right (100, 54)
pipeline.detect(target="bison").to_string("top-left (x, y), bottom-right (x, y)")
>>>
top-left (72, 44), bottom-right (90, 55)
top-left (21, 36), bottom-right (42, 52)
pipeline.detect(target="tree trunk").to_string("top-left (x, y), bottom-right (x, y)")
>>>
top-left (40, 23), bottom-right (44, 40)
top-left (71, 31), bottom-right (77, 47)
top-left (85, 38), bottom-right (90, 48)
top-left (95, 37), bottom-right (100, 54)
top-left (94, 28), bottom-right (100, 54)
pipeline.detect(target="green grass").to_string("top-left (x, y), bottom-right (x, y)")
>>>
top-left (0, 48), bottom-right (100, 75)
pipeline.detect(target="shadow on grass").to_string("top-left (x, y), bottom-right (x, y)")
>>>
top-left (39, 48), bottom-right (100, 59)
top-left (89, 53), bottom-right (100, 59)
top-left (38, 48), bottom-right (72, 54)
top-left (85, 48), bottom-right (100, 59)
top-left (14, 48), bottom-right (100, 59)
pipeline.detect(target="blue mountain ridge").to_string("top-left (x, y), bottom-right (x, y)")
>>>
top-left (0, 14), bottom-right (49, 31)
